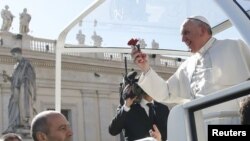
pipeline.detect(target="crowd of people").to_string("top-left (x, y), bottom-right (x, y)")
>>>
top-left (1, 15), bottom-right (250, 141)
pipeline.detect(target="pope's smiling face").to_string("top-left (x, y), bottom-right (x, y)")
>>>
top-left (180, 19), bottom-right (205, 53)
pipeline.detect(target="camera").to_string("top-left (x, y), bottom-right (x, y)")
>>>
top-left (121, 71), bottom-right (145, 101)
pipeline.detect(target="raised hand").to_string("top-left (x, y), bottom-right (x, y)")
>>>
top-left (128, 38), bottom-right (150, 73)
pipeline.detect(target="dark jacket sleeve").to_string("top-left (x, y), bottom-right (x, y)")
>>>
top-left (108, 106), bottom-right (128, 136)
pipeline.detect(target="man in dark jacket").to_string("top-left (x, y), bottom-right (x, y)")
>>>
top-left (109, 71), bottom-right (169, 141)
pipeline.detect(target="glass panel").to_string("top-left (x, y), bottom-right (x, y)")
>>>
top-left (214, 0), bottom-right (250, 42)
top-left (214, 27), bottom-right (243, 40)
top-left (3, 0), bottom-right (245, 51)
top-left (237, 0), bottom-right (250, 11)
top-left (193, 95), bottom-right (248, 140)
top-left (65, 0), bottom-right (229, 51)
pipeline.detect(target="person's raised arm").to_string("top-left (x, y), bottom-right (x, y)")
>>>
top-left (129, 38), bottom-right (150, 73)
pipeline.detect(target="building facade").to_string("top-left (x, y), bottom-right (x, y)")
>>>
top-left (0, 31), bottom-right (181, 141)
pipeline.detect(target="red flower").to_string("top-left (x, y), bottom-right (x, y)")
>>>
top-left (127, 38), bottom-right (139, 46)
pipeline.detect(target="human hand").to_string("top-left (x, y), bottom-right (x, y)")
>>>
top-left (131, 49), bottom-right (150, 73)
top-left (125, 96), bottom-right (137, 107)
top-left (2, 70), bottom-right (10, 82)
top-left (128, 38), bottom-right (150, 73)
top-left (149, 124), bottom-right (162, 141)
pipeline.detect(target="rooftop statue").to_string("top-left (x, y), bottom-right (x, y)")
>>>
top-left (19, 8), bottom-right (31, 34)
top-left (91, 31), bottom-right (103, 47)
top-left (139, 39), bottom-right (147, 49)
top-left (1, 5), bottom-right (14, 32)
top-left (151, 39), bottom-right (159, 49)
top-left (76, 30), bottom-right (85, 45)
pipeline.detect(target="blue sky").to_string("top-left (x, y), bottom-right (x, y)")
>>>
top-left (1, 0), bottom-right (92, 40)
top-left (1, 0), bottom-right (249, 51)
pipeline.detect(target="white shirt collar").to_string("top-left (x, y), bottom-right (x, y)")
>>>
top-left (140, 98), bottom-right (154, 107)
top-left (140, 98), bottom-right (154, 116)
top-left (197, 37), bottom-right (216, 56)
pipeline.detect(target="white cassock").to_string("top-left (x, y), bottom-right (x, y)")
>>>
top-left (138, 37), bottom-right (250, 125)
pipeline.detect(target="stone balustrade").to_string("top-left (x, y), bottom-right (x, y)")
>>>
top-left (0, 31), bottom-right (184, 68)
top-left (30, 36), bottom-right (56, 53)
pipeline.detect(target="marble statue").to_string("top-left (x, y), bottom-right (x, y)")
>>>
top-left (1, 5), bottom-right (14, 32)
top-left (151, 39), bottom-right (159, 49)
top-left (2, 48), bottom-right (37, 134)
top-left (19, 8), bottom-right (31, 34)
top-left (76, 30), bottom-right (85, 45)
top-left (91, 31), bottom-right (103, 47)
top-left (139, 39), bottom-right (147, 48)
